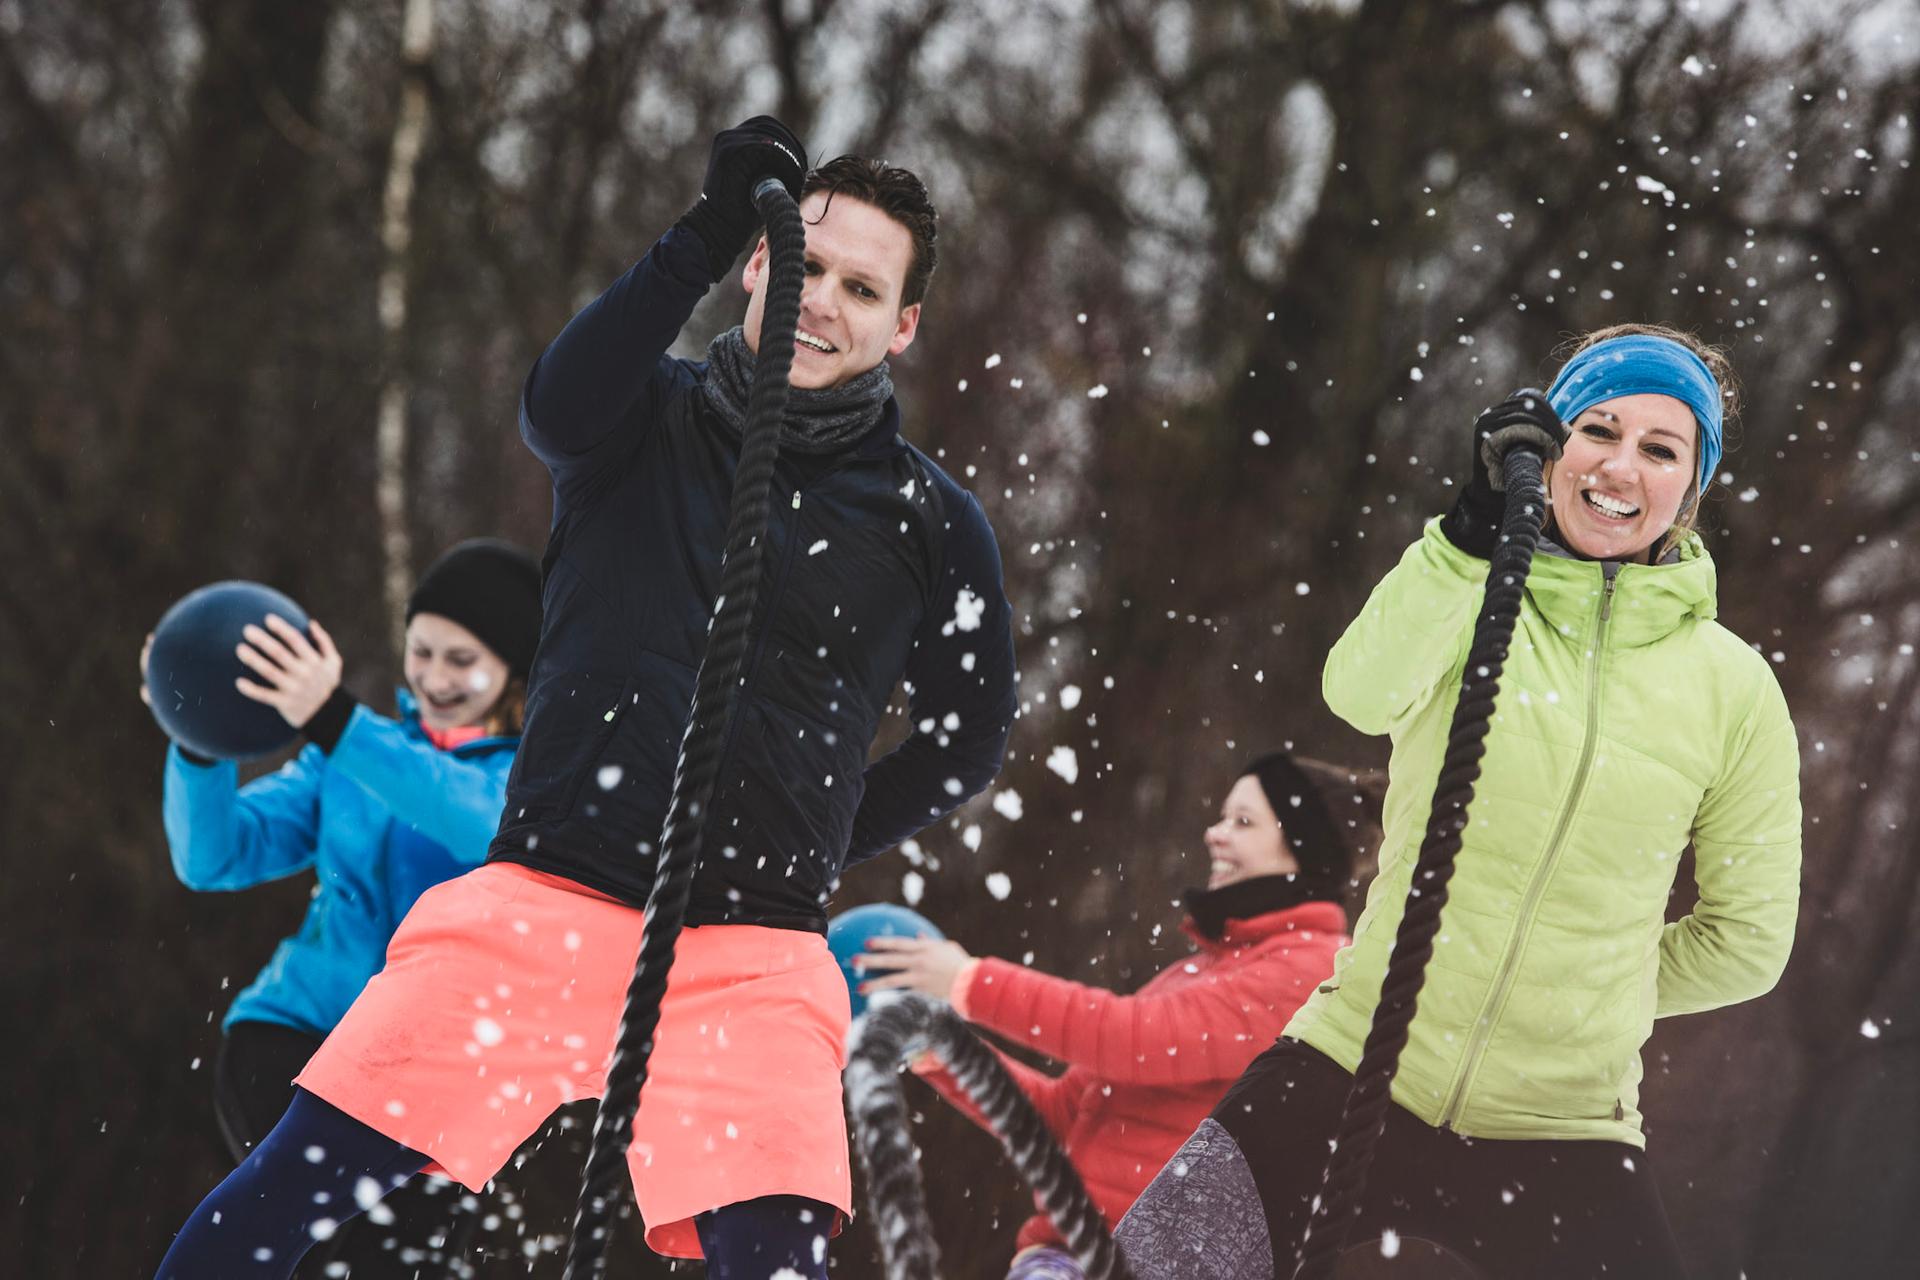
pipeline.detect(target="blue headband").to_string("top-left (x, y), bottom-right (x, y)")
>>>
top-left (1546, 335), bottom-right (1723, 491)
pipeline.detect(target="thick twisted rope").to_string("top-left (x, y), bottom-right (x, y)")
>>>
top-left (846, 992), bottom-right (1133, 1280)
top-left (561, 178), bottom-right (806, 1279)
top-left (1291, 450), bottom-right (1549, 1280)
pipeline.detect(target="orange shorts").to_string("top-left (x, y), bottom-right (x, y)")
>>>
top-left (295, 862), bottom-right (852, 1259)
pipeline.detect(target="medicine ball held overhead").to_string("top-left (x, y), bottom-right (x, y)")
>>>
top-left (146, 581), bottom-right (312, 761)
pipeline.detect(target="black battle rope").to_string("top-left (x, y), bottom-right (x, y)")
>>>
top-left (561, 177), bottom-right (805, 1280)
top-left (1292, 448), bottom-right (1550, 1280)
top-left (846, 992), bottom-right (1134, 1280)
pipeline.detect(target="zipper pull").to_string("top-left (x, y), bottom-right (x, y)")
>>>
top-left (791, 490), bottom-right (802, 510)
top-left (603, 706), bottom-right (617, 723)
top-left (1601, 567), bottom-right (1619, 622)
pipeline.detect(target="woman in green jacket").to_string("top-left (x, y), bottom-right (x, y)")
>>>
top-left (1116, 324), bottom-right (1801, 1280)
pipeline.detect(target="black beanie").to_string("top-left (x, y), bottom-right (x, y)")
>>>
top-left (1242, 751), bottom-right (1351, 900)
top-left (406, 539), bottom-right (543, 677)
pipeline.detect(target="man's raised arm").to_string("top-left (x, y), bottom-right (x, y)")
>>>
top-left (521, 117), bottom-right (808, 494)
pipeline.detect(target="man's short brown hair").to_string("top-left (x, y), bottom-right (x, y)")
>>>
top-left (801, 156), bottom-right (938, 308)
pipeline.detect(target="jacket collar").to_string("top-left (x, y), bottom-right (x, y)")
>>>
top-left (1509, 526), bottom-right (1717, 649)
top-left (394, 687), bottom-right (518, 753)
top-left (1180, 899), bottom-right (1348, 951)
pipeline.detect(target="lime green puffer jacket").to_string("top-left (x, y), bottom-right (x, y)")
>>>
top-left (1287, 518), bottom-right (1801, 1147)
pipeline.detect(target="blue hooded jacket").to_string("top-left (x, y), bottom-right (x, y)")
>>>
top-left (163, 690), bottom-right (518, 1035)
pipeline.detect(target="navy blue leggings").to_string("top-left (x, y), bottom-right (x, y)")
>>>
top-left (156, 1088), bottom-right (427, 1278)
top-left (158, 1087), bottom-right (834, 1278)
top-left (695, 1193), bottom-right (835, 1278)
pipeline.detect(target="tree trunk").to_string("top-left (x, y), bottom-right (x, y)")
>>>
top-left (376, 0), bottom-right (436, 652)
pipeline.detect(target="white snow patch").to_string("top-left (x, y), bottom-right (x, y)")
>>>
top-left (472, 1017), bottom-right (505, 1047)
top-left (808, 539), bottom-right (830, 556)
top-left (985, 872), bottom-right (1012, 900)
top-left (992, 789), bottom-right (1024, 821)
top-left (596, 764), bottom-right (623, 791)
top-left (901, 870), bottom-right (925, 906)
top-left (1680, 54), bottom-right (1705, 76)
top-left (962, 824), bottom-right (982, 852)
top-left (1046, 745), bottom-right (1080, 784)
top-left (1251, 429), bottom-right (1271, 446)
top-left (943, 588), bottom-right (985, 635)
top-left (1058, 684), bottom-right (1082, 710)
top-left (1861, 1019), bottom-right (1883, 1039)
top-left (1087, 384), bottom-right (1110, 399)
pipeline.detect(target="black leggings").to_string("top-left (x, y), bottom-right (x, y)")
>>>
top-left (214, 1021), bottom-right (323, 1160)
top-left (1117, 1039), bottom-right (1686, 1279)
top-left (161, 1087), bottom-right (831, 1278)
top-left (210, 1024), bottom-right (483, 1278)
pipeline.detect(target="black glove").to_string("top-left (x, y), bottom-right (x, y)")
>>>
top-left (673, 115), bottom-right (809, 279)
top-left (1439, 388), bottom-right (1566, 557)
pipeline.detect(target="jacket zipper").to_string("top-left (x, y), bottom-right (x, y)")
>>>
top-left (1437, 561), bottom-right (1619, 1129)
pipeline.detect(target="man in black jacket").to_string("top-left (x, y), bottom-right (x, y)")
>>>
top-left (155, 118), bottom-right (1016, 1280)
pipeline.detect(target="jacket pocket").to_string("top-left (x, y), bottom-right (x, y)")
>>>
top-left (505, 670), bottom-right (636, 826)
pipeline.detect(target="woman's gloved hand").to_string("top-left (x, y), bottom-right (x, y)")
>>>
top-left (1440, 388), bottom-right (1566, 557)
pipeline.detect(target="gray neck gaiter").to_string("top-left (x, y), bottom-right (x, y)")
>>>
top-left (701, 326), bottom-right (894, 456)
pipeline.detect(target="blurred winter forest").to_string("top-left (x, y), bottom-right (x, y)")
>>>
top-left (4, 0), bottom-right (1917, 1275)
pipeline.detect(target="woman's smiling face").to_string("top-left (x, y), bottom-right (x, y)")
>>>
top-left (1547, 393), bottom-right (1699, 562)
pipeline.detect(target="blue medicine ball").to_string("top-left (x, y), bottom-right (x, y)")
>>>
top-left (826, 903), bottom-right (944, 1019)
top-left (147, 581), bottom-right (313, 761)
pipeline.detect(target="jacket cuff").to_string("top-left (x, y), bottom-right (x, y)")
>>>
top-left (949, 956), bottom-right (989, 1020)
top-left (1438, 487), bottom-right (1504, 559)
top-left (671, 200), bottom-right (750, 282)
top-left (299, 688), bottom-right (360, 754)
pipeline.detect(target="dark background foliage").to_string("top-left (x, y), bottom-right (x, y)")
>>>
top-left (4, 1), bottom-right (1916, 1275)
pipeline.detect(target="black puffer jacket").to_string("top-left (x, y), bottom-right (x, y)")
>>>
top-left (489, 225), bottom-right (1017, 931)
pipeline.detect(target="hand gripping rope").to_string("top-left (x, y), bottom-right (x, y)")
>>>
top-left (560, 177), bottom-right (806, 1280)
top-left (1290, 448), bottom-right (1550, 1280)
top-left (846, 992), bottom-right (1134, 1280)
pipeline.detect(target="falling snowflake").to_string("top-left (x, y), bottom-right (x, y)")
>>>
top-left (943, 589), bottom-right (985, 635)
top-left (1046, 746), bottom-right (1080, 784)
top-left (993, 789), bottom-right (1024, 820)
top-left (985, 872), bottom-right (1012, 900)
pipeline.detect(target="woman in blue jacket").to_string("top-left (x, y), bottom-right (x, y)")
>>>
top-left (143, 538), bottom-right (542, 1159)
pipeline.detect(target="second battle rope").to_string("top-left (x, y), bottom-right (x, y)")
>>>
top-left (846, 992), bottom-right (1133, 1280)
top-left (561, 177), bottom-right (806, 1280)
top-left (1292, 448), bottom-right (1550, 1280)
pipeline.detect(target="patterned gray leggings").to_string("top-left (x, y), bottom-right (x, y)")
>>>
top-left (1115, 1040), bottom-right (1685, 1280)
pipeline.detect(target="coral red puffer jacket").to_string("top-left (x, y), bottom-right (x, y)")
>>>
top-left (915, 901), bottom-right (1347, 1253)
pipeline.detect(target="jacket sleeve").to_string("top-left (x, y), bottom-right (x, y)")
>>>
top-left (1657, 667), bottom-right (1802, 1017)
top-left (324, 706), bottom-right (516, 864)
top-left (520, 224), bottom-right (718, 504)
top-left (912, 1045), bottom-right (1080, 1141)
top-left (956, 948), bottom-right (1320, 1087)
top-left (1324, 517), bottom-right (1484, 736)
top-left (845, 491), bottom-right (1017, 866)
top-left (162, 744), bottom-right (325, 891)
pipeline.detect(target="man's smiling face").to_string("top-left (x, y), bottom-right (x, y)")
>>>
top-left (741, 191), bottom-right (921, 390)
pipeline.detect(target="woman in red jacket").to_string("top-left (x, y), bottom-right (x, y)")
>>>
top-left (860, 752), bottom-right (1363, 1279)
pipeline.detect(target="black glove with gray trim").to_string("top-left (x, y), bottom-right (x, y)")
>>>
top-left (1439, 388), bottom-right (1566, 558)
